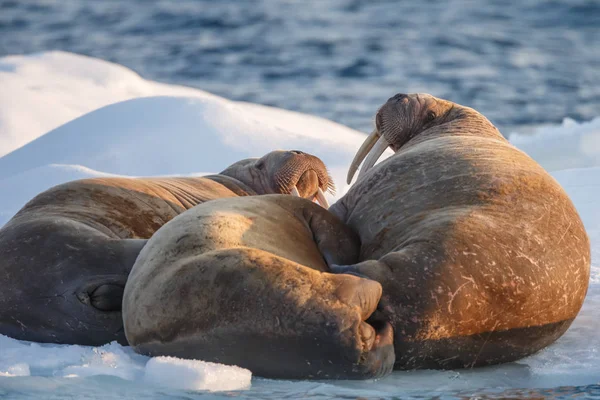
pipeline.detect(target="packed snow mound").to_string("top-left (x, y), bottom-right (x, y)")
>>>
top-left (0, 51), bottom-right (222, 157)
top-left (509, 117), bottom-right (600, 171)
top-left (0, 95), bottom-right (368, 182)
top-left (144, 357), bottom-right (251, 392)
top-left (0, 50), bottom-right (370, 162)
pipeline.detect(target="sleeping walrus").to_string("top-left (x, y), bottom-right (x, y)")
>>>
top-left (0, 150), bottom-right (333, 346)
top-left (123, 194), bottom-right (395, 379)
top-left (331, 93), bottom-right (590, 369)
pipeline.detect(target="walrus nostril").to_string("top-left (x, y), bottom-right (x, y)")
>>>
top-left (375, 112), bottom-right (383, 130)
top-left (389, 93), bottom-right (407, 103)
top-left (289, 150), bottom-right (304, 155)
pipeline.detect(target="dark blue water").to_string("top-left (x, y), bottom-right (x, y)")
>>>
top-left (1, 0), bottom-right (598, 133)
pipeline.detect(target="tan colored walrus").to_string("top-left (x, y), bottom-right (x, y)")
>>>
top-left (123, 195), bottom-right (395, 380)
top-left (0, 150), bottom-right (333, 346)
top-left (331, 93), bottom-right (591, 369)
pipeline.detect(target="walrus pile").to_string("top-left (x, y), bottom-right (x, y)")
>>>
top-left (0, 150), bottom-right (332, 346)
top-left (0, 94), bottom-right (590, 380)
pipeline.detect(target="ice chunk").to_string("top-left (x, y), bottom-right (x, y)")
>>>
top-left (61, 343), bottom-right (146, 381)
top-left (143, 356), bottom-right (252, 392)
top-left (0, 335), bottom-right (147, 381)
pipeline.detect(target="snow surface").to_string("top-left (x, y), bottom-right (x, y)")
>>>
top-left (509, 118), bottom-right (600, 172)
top-left (0, 51), bottom-right (599, 398)
top-left (0, 51), bottom-right (221, 158)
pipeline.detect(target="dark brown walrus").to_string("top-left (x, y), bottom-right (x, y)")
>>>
top-left (331, 93), bottom-right (591, 369)
top-left (123, 195), bottom-right (395, 380)
top-left (0, 150), bottom-right (333, 346)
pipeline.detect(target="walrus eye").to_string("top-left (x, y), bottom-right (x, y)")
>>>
top-left (426, 111), bottom-right (436, 123)
top-left (255, 161), bottom-right (265, 170)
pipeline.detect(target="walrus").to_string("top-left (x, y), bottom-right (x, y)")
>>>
top-left (331, 93), bottom-right (591, 369)
top-left (123, 195), bottom-right (395, 380)
top-left (0, 150), bottom-right (333, 346)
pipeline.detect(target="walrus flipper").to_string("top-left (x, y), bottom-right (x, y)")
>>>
top-left (124, 248), bottom-right (395, 380)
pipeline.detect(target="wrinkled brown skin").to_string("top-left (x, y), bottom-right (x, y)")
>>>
top-left (0, 150), bottom-right (333, 346)
top-left (123, 195), bottom-right (395, 380)
top-left (331, 93), bottom-right (591, 370)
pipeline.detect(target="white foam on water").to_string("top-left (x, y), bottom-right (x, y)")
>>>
top-left (0, 51), bottom-right (599, 398)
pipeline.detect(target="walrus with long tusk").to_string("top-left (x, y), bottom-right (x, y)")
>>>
top-left (123, 194), bottom-right (395, 380)
top-left (331, 93), bottom-right (591, 369)
top-left (0, 150), bottom-right (332, 346)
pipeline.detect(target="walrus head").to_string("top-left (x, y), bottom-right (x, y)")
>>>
top-left (221, 150), bottom-right (335, 208)
top-left (347, 93), bottom-right (498, 184)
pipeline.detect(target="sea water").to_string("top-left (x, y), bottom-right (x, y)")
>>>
top-left (1, 0), bottom-right (598, 133)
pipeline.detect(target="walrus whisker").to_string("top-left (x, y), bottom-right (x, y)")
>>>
top-left (326, 179), bottom-right (336, 195)
top-left (356, 136), bottom-right (390, 182)
top-left (347, 129), bottom-right (380, 184)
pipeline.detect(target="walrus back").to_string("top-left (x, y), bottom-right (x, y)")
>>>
top-left (7, 176), bottom-right (243, 239)
top-left (348, 135), bottom-right (588, 261)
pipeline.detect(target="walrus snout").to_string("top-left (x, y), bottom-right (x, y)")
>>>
top-left (294, 169), bottom-right (319, 196)
top-left (218, 150), bottom-right (334, 207)
top-left (347, 97), bottom-right (410, 184)
top-left (278, 151), bottom-right (334, 208)
top-left (347, 93), bottom-right (454, 184)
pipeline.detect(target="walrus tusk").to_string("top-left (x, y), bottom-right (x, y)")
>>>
top-left (347, 129), bottom-right (381, 184)
top-left (292, 185), bottom-right (329, 208)
top-left (315, 187), bottom-right (330, 209)
top-left (356, 136), bottom-right (390, 182)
